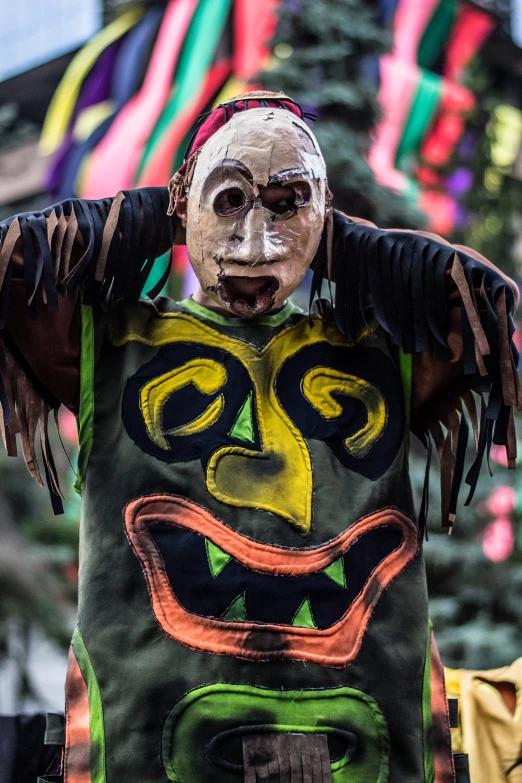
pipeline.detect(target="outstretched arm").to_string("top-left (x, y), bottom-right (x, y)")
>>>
top-left (312, 210), bottom-right (520, 530)
top-left (0, 187), bottom-right (176, 509)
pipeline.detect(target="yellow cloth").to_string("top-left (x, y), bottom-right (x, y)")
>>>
top-left (73, 101), bottom-right (115, 143)
top-left (40, 8), bottom-right (144, 156)
top-left (445, 660), bottom-right (522, 782)
top-left (211, 77), bottom-right (248, 108)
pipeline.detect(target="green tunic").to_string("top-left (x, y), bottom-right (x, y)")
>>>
top-left (65, 295), bottom-right (452, 782)
top-left (2, 190), bottom-right (517, 783)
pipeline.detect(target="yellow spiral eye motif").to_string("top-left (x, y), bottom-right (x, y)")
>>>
top-left (302, 367), bottom-right (386, 457)
top-left (140, 359), bottom-right (227, 450)
top-left (114, 311), bottom-right (393, 536)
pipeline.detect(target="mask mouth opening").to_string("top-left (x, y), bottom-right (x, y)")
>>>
top-left (216, 275), bottom-right (279, 317)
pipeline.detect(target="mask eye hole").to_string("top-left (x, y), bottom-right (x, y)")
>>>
top-left (259, 182), bottom-right (311, 216)
top-left (259, 185), bottom-right (296, 215)
top-left (214, 188), bottom-right (247, 216)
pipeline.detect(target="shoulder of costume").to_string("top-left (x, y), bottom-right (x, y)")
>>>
top-left (310, 209), bottom-right (521, 533)
top-left (0, 186), bottom-right (173, 324)
top-left (0, 186), bottom-right (172, 512)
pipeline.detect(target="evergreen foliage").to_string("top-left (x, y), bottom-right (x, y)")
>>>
top-left (0, 103), bottom-right (38, 151)
top-left (409, 439), bottom-right (522, 670)
top-left (258, 0), bottom-right (424, 227)
top-left (417, 56), bottom-right (522, 669)
top-left (0, 435), bottom-right (78, 705)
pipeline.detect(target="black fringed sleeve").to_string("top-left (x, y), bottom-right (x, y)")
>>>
top-left (310, 210), bottom-right (521, 532)
top-left (0, 187), bottom-right (174, 511)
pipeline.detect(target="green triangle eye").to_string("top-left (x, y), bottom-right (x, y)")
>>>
top-left (205, 539), bottom-right (232, 578)
top-left (322, 557), bottom-right (346, 588)
top-left (228, 391), bottom-right (255, 444)
top-left (292, 597), bottom-right (317, 629)
top-left (221, 593), bottom-right (247, 622)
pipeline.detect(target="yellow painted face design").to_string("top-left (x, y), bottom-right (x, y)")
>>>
top-left (140, 359), bottom-right (227, 448)
top-left (116, 313), bottom-right (404, 535)
top-left (302, 368), bottom-right (386, 458)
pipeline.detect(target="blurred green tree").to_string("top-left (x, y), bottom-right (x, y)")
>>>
top-left (0, 427), bottom-right (78, 706)
top-left (410, 438), bottom-right (522, 670)
top-left (415, 55), bottom-right (522, 669)
top-left (258, 0), bottom-right (423, 227)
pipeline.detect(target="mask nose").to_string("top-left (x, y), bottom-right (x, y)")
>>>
top-left (240, 200), bottom-right (268, 263)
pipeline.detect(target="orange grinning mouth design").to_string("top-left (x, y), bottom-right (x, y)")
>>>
top-left (125, 495), bottom-right (419, 668)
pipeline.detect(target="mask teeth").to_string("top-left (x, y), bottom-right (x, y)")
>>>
top-left (292, 597), bottom-right (317, 629)
top-left (221, 593), bottom-right (247, 622)
top-left (205, 538), bottom-right (232, 578)
top-left (322, 556), bottom-right (346, 588)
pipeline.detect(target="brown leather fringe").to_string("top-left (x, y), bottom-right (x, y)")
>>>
top-left (495, 288), bottom-right (518, 407)
top-left (451, 254), bottom-right (490, 357)
top-left (60, 208), bottom-right (79, 280)
top-left (95, 190), bottom-right (126, 283)
top-left (0, 219), bottom-right (21, 291)
top-left (0, 335), bottom-right (62, 498)
top-left (243, 734), bottom-right (332, 783)
top-left (462, 390), bottom-right (479, 451)
top-left (429, 251), bottom-right (521, 530)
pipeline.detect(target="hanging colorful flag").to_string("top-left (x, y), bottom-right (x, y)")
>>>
top-left (40, 8), bottom-right (144, 156)
top-left (43, 0), bottom-right (280, 198)
top-left (58, 8), bottom-right (164, 200)
top-left (369, 0), bottom-right (495, 234)
top-left (81, 0), bottom-right (198, 198)
top-left (136, 0), bottom-right (234, 184)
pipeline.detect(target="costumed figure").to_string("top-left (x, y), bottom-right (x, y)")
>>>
top-left (0, 92), bottom-right (519, 783)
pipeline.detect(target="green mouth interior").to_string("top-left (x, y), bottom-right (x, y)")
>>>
top-left (162, 684), bottom-right (390, 783)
